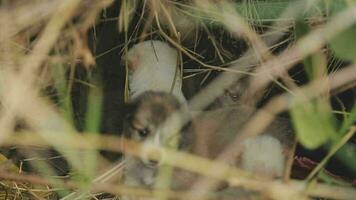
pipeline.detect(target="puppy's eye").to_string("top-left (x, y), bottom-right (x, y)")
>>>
top-left (226, 90), bottom-right (239, 101)
top-left (138, 128), bottom-right (150, 138)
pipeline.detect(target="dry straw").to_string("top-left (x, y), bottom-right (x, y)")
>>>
top-left (0, 0), bottom-right (355, 199)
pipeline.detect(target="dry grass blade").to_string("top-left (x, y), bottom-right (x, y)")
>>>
top-left (184, 0), bottom-right (315, 113)
top-left (0, 0), bottom-right (83, 143)
top-left (3, 132), bottom-right (356, 200)
top-left (0, 0), bottom-right (355, 199)
top-left (20, 0), bottom-right (82, 81)
top-left (243, 4), bottom-right (356, 104)
top-left (0, 1), bottom-right (114, 198)
top-left (0, 0), bottom-right (62, 41)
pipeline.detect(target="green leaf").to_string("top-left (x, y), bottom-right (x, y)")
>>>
top-left (291, 99), bottom-right (337, 149)
top-left (51, 64), bottom-right (74, 125)
top-left (334, 143), bottom-right (356, 173)
top-left (329, 25), bottom-right (356, 62)
top-left (319, 169), bottom-right (352, 186)
top-left (84, 85), bottom-right (103, 133)
top-left (197, 0), bottom-right (348, 25)
top-left (333, 104), bottom-right (356, 173)
top-left (339, 103), bottom-right (356, 135)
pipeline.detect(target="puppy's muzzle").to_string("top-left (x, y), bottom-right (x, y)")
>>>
top-left (142, 147), bottom-right (163, 168)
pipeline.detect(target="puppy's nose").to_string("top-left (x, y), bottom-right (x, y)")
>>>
top-left (143, 149), bottom-right (162, 167)
top-left (148, 159), bottom-right (159, 165)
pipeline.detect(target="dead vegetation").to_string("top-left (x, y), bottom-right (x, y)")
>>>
top-left (0, 0), bottom-right (355, 199)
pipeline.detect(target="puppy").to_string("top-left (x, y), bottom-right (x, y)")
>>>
top-left (121, 40), bottom-right (188, 200)
top-left (122, 91), bottom-right (183, 188)
top-left (124, 40), bottom-right (186, 104)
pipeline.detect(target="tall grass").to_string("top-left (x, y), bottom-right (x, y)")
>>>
top-left (0, 0), bottom-right (355, 199)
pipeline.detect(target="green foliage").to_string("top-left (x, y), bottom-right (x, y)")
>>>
top-left (291, 18), bottom-right (337, 150)
top-left (236, 0), bottom-right (289, 21)
top-left (335, 143), bottom-right (356, 172)
top-left (211, 0), bottom-right (347, 23)
top-left (318, 170), bottom-right (352, 186)
top-left (329, 25), bottom-right (356, 62)
top-left (51, 63), bottom-right (74, 125)
top-left (84, 84), bottom-right (103, 133)
top-left (339, 104), bottom-right (356, 135)
top-left (81, 82), bottom-right (103, 179)
top-left (51, 64), bottom-right (103, 186)
top-left (291, 99), bottom-right (337, 149)
top-left (334, 104), bottom-right (356, 172)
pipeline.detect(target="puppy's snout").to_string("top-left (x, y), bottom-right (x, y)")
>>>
top-left (143, 149), bottom-right (163, 167)
top-left (148, 159), bottom-right (159, 165)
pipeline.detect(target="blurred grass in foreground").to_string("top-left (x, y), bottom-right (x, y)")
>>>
top-left (0, 0), bottom-right (355, 199)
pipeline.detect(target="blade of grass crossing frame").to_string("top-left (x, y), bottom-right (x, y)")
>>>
top-left (51, 63), bottom-right (74, 126)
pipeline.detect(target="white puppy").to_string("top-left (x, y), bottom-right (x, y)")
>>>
top-left (125, 40), bottom-right (186, 104)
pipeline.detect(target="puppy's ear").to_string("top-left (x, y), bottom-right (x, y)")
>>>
top-left (122, 48), bottom-right (142, 72)
top-left (123, 91), bottom-right (150, 120)
top-left (123, 100), bottom-right (137, 120)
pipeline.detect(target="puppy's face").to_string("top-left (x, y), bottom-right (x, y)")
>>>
top-left (124, 91), bottom-right (181, 166)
